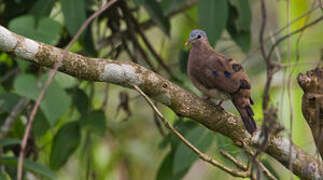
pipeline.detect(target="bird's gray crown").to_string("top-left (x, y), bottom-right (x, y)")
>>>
top-left (189, 29), bottom-right (207, 40)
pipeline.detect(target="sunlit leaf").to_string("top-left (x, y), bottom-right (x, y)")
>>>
top-left (0, 157), bottom-right (56, 179)
top-left (50, 121), bottom-right (81, 170)
top-left (8, 15), bottom-right (62, 45)
top-left (198, 0), bottom-right (228, 45)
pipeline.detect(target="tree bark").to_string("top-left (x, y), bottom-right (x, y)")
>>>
top-left (298, 67), bottom-right (323, 159)
top-left (0, 26), bottom-right (322, 179)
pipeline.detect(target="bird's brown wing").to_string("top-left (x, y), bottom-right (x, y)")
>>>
top-left (195, 53), bottom-right (244, 94)
top-left (192, 52), bottom-right (257, 134)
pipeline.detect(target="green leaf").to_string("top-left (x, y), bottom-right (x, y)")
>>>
top-left (50, 121), bottom-right (81, 170)
top-left (159, 120), bottom-right (197, 149)
top-left (0, 157), bottom-right (56, 179)
top-left (15, 58), bottom-right (31, 72)
top-left (0, 93), bottom-right (20, 112)
top-left (14, 74), bottom-right (72, 125)
top-left (156, 151), bottom-right (174, 180)
top-left (60, 0), bottom-right (86, 36)
top-left (29, 0), bottom-right (56, 17)
top-left (54, 72), bottom-right (78, 89)
top-left (226, 0), bottom-right (251, 52)
top-left (173, 126), bottom-right (214, 178)
top-left (8, 15), bottom-right (62, 45)
top-left (0, 85), bottom-right (5, 93)
top-left (0, 169), bottom-right (10, 180)
top-left (214, 134), bottom-right (242, 165)
top-left (161, 0), bottom-right (185, 15)
top-left (67, 88), bottom-right (89, 116)
top-left (198, 0), bottom-right (228, 45)
top-left (134, 0), bottom-right (170, 35)
top-left (82, 27), bottom-right (97, 56)
top-left (178, 50), bottom-right (189, 74)
top-left (32, 110), bottom-right (50, 137)
top-left (229, 0), bottom-right (251, 31)
top-left (261, 159), bottom-right (279, 179)
top-left (80, 110), bottom-right (106, 135)
top-left (0, 138), bottom-right (20, 147)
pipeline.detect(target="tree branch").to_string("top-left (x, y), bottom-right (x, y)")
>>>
top-left (0, 26), bottom-right (322, 179)
top-left (133, 85), bottom-right (250, 178)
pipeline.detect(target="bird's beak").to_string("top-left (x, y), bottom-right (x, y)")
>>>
top-left (184, 39), bottom-right (192, 46)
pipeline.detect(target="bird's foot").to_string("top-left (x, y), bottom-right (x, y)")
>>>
top-left (203, 97), bottom-right (224, 110)
top-left (216, 100), bottom-right (224, 110)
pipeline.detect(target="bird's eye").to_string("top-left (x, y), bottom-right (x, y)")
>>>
top-left (197, 35), bottom-right (201, 39)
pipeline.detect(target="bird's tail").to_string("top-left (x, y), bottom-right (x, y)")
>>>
top-left (234, 104), bottom-right (257, 134)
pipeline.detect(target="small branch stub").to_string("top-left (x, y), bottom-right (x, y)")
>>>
top-left (297, 67), bottom-right (323, 158)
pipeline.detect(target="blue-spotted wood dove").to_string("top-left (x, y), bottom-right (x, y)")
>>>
top-left (185, 30), bottom-right (257, 134)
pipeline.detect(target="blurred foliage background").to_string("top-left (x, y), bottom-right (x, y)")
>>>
top-left (0, 0), bottom-right (322, 179)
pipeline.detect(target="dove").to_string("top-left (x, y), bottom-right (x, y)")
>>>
top-left (185, 29), bottom-right (257, 134)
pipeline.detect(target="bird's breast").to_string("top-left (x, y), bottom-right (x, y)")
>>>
top-left (187, 46), bottom-right (230, 100)
top-left (188, 69), bottom-right (230, 100)
top-left (194, 79), bottom-right (230, 100)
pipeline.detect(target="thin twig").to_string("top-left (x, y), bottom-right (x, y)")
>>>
top-left (257, 160), bottom-right (278, 180)
top-left (121, 38), bottom-right (139, 63)
top-left (0, 68), bottom-right (19, 83)
top-left (132, 85), bottom-right (250, 178)
top-left (268, 28), bottom-right (282, 63)
top-left (271, 5), bottom-right (320, 38)
top-left (101, 84), bottom-right (109, 109)
top-left (220, 150), bottom-right (248, 171)
top-left (259, 0), bottom-right (274, 111)
top-left (258, 0), bottom-right (276, 170)
top-left (259, 0), bottom-right (267, 64)
top-left (266, 15), bottom-right (323, 62)
top-left (286, 1), bottom-right (294, 178)
top-left (0, 98), bottom-right (29, 139)
top-left (97, 0), bottom-right (198, 49)
top-left (243, 143), bottom-right (278, 180)
top-left (288, 2), bottom-right (316, 175)
top-left (222, 4), bottom-right (320, 56)
top-left (153, 112), bottom-right (166, 136)
top-left (16, 1), bottom-right (118, 179)
top-left (120, 2), bottom-right (157, 71)
top-left (123, 6), bottom-right (176, 79)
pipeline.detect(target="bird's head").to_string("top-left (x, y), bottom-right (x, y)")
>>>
top-left (184, 29), bottom-right (207, 46)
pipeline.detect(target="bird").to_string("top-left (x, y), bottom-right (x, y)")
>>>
top-left (185, 29), bottom-right (257, 134)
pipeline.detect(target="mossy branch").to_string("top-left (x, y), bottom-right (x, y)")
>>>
top-left (0, 26), bottom-right (322, 179)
